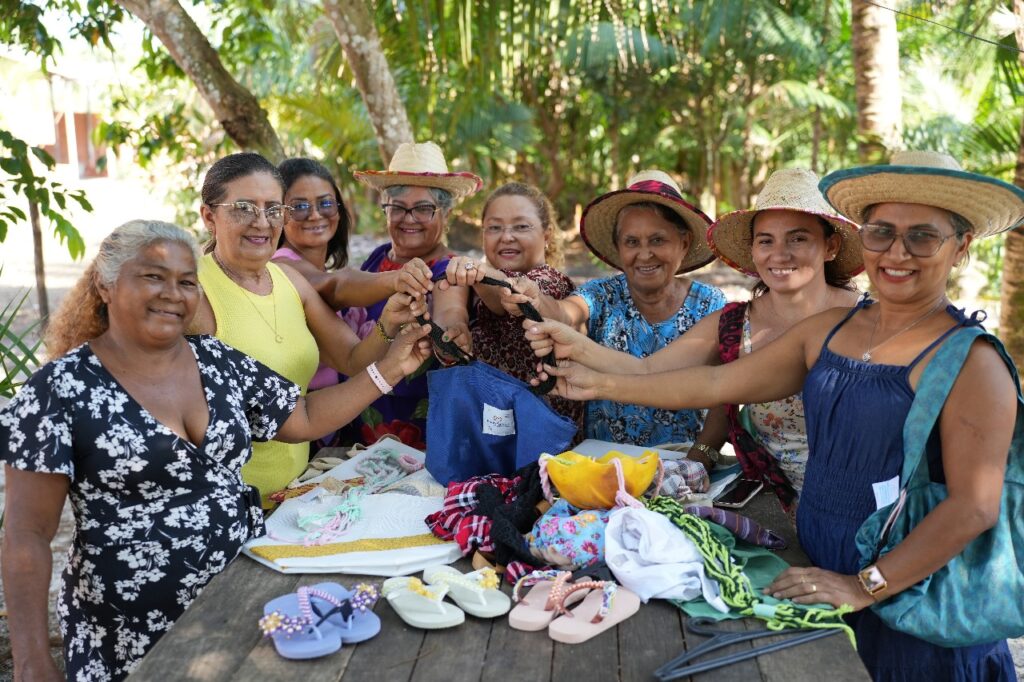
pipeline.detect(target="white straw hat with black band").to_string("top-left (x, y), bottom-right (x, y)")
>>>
top-left (708, 168), bottom-right (863, 278)
top-left (819, 150), bottom-right (1024, 239)
top-left (580, 170), bottom-right (715, 274)
top-left (354, 142), bottom-right (483, 200)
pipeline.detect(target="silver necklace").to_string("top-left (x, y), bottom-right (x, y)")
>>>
top-left (861, 298), bottom-right (946, 363)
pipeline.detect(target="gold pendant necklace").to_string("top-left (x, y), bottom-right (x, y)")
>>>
top-left (213, 253), bottom-right (283, 344)
top-left (861, 298), bottom-right (946, 363)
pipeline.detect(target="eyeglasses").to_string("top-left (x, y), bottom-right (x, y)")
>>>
top-left (859, 223), bottom-right (956, 258)
top-left (382, 203), bottom-right (439, 224)
top-left (483, 224), bottom-right (539, 236)
top-left (208, 201), bottom-right (290, 228)
top-left (289, 198), bottom-right (340, 222)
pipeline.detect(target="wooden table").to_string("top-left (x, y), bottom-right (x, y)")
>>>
top-left (129, 491), bottom-right (869, 681)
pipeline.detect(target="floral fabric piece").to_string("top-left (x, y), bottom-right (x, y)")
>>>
top-left (526, 499), bottom-right (612, 569)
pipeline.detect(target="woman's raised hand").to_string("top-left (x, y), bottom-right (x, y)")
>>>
top-left (394, 257), bottom-right (434, 298)
top-left (443, 255), bottom-right (493, 288)
top-left (499, 276), bottom-right (540, 316)
top-left (378, 323), bottom-right (434, 380)
top-left (523, 318), bottom-right (586, 361)
top-left (379, 292), bottom-right (429, 333)
top-left (438, 321), bottom-right (473, 356)
top-left (538, 360), bottom-right (605, 402)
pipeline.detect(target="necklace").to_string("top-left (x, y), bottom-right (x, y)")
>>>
top-left (213, 252), bottom-right (283, 343)
top-left (861, 298), bottom-right (946, 363)
top-left (212, 251), bottom-right (266, 287)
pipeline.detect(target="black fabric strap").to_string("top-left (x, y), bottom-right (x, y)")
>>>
top-left (415, 273), bottom-right (556, 395)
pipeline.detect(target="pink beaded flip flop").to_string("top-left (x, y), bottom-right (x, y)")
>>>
top-left (547, 580), bottom-right (641, 644)
top-left (508, 570), bottom-right (589, 631)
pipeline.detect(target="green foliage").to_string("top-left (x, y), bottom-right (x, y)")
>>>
top-left (0, 282), bottom-right (43, 399)
top-left (0, 129), bottom-right (91, 258)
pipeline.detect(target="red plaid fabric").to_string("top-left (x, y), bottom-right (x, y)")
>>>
top-left (425, 473), bottom-right (522, 554)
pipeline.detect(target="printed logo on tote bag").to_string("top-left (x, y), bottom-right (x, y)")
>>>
top-left (482, 404), bottom-right (516, 436)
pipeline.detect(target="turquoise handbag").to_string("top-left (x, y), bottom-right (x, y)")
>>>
top-left (854, 325), bottom-right (1024, 647)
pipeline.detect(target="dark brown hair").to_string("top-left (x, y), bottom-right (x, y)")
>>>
top-left (751, 213), bottom-right (854, 297)
top-left (278, 157), bottom-right (350, 269)
top-left (201, 152), bottom-right (284, 253)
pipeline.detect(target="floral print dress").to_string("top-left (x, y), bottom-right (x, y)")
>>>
top-left (0, 336), bottom-right (299, 680)
top-left (575, 274), bottom-right (726, 445)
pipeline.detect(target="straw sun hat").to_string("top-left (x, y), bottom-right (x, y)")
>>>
top-left (353, 142), bottom-right (483, 199)
top-left (580, 170), bottom-right (714, 274)
top-left (708, 168), bottom-right (863, 278)
top-left (819, 150), bottom-right (1024, 239)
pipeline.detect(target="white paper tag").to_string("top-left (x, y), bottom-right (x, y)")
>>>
top-left (872, 476), bottom-right (901, 510)
top-left (482, 404), bottom-right (516, 436)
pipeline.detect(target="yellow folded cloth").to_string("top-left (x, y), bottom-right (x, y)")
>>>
top-left (545, 450), bottom-right (659, 509)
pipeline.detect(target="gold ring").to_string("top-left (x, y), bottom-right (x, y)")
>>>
top-left (811, 584), bottom-right (817, 593)
top-left (799, 576), bottom-right (807, 584)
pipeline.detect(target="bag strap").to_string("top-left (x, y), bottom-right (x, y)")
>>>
top-left (415, 273), bottom-right (557, 395)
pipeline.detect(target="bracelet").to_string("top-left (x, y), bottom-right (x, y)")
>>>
top-left (375, 320), bottom-right (395, 344)
top-left (690, 443), bottom-right (721, 465)
top-left (366, 362), bottom-right (394, 395)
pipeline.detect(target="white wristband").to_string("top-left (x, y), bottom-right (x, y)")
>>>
top-left (366, 362), bottom-right (394, 395)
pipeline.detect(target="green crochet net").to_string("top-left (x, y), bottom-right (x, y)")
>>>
top-left (645, 496), bottom-right (856, 647)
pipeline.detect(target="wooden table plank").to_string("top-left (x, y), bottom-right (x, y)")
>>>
top-left (617, 599), bottom-right (685, 681)
top-left (480, 619), bottom-right (553, 682)
top-left (410, 614), bottom-right (493, 682)
top-left (339, 588), bottom-right (425, 682)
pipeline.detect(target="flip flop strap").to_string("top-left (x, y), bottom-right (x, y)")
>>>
top-left (512, 569), bottom-right (570, 604)
top-left (551, 580), bottom-right (617, 622)
top-left (383, 577), bottom-right (449, 612)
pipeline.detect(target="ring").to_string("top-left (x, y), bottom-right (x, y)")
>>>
top-left (811, 584), bottom-right (817, 593)
top-left (464, 261), bottom-right (477, 271)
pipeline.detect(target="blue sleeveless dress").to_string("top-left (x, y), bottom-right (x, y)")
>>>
top-left (798, 299), bottom-right (1016, 682)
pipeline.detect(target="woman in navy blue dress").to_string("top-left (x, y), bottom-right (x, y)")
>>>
top-left (535, 151), bottom-right (1024, 681)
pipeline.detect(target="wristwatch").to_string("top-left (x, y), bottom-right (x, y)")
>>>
top-left (690, 443), bottom-right (722, 465)
top-left (857, 564), bottom-right (888, 598)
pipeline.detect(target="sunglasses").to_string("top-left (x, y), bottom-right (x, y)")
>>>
top-left (859, 224), bottom-right (956, 258)
top-left (289, 198), bottom-right (341, 222)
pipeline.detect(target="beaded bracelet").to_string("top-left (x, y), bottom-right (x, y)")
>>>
top-left (366, 362), bottom-right (394, 395)
top-left (375, 320), bottom-right (395, 343)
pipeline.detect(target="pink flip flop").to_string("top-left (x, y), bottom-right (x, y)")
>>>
top-left (508, 570), bottom-right (588, 631)
top-left (547, 581), bottom-right (641, 644)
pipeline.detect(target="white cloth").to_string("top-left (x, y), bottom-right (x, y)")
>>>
top-left (604, 506), bottom-right (728, 611)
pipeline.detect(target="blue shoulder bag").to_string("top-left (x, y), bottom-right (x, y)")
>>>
top-left (854, 325), bottom-right (1024, 647)
top-left (421, 274), bottom-right (577, 485)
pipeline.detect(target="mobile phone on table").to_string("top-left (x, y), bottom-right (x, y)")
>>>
top-left (714, 478), bottom-right (763, 509)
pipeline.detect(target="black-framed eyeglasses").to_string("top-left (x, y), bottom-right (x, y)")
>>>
top-left (289, 198), bottom-right (340, 222)
top-left (382, 203), bottom-right (439, 224)
top-left (859, 223), bottom-right (956, 258)
top-left (208, 201), bottom-right (290, 228)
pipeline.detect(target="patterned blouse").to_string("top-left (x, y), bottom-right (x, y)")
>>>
top-left (470, 264), bottom-right (583, 426)
top-left (574, 274), bottom-right (726, 445)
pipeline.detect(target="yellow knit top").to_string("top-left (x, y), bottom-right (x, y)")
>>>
top-left (198, 254), bottom-right (319, 506)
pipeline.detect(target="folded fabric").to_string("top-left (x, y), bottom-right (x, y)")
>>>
top-left (604, 506), bottom-right (729, 609)
top-left (679, 505), bottom-right (786, 550)
top-left (542, 450), bottom-right (659, 510)
top-left (526, 499), bottom-right (611, 569)
top-left (425, 472), bottom-right (523, 554)
top-left (658, 459), bottom-right (711, 496)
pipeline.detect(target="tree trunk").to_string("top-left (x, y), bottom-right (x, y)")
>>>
top-left (28, 199), bottom-right (50, 325)
top-left (115, 0), bottom-right (284, 162)
top-left (997, 0), bottom-right (1024, 359)
top-left (851, 0), bottom-right (902, 163)
top-left (322, 0), bottom-right (414, 165)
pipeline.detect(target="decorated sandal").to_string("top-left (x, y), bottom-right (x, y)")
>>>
top-left (508, 570), bottom-right (589, 632)
top-left (421, 565), bottom-right (511, 618)
top-left (547, 580), bottom-right (641, 644)
top-left (381, 577), bottom-right (465, 629)
top-left (259, 585), bottom-right (345, 659)
top-left (306, 582), bottom-right (382, 644)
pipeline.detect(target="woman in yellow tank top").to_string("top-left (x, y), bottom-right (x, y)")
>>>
top-left (190, 153), bottom-right (422, 505)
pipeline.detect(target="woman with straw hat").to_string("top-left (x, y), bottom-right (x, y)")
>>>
top-left (525, 168), bottom-right (862, 515)
top-left (348, 141), bottom-right (482, 448)
top-left (509, 170), bottom-right (727, 447)
top-left (537, 151), bottom-right (1024, 680)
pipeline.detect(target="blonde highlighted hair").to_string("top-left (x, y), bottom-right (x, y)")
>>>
top-left (46, 220), bottom-right (200, 358)
top-left (481, 182), bottom-right (564, 269)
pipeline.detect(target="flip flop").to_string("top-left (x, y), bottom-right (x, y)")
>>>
top-left (381, 577), bottom-right (465, 629)
top-left (259, 585), bottom-right (345, 659)
top-left (508, 570), bottom-right (589, 631)
top-left (547, 581), bottom-right (641, 645)
top-left (307, 582), bottom-right (382, 643)
top-left (422, 565), bottom-right (511, 618)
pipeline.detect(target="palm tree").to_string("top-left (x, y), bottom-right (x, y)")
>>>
top-left (851, 0), bottom-right (902, 162)
top-left (998, 0), bottom-right (1024, 360)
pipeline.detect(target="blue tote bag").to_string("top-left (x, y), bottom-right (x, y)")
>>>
top-left (426, 360), bottom-right (577, 485)
top-left (854, 325), bottom-right (1024, 647)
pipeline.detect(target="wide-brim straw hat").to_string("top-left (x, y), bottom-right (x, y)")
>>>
top-left (580, 170), bottom-right (714, 274)
top-left (819, 150), bottom-right (1024, 239)
top-left (353, 142), bottom-right (483, 200)
top-left (708, 168), bottom-right (863, 278)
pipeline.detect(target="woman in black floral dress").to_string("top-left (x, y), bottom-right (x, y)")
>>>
top-left (0, 220), bottom-right (432, 681)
